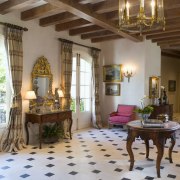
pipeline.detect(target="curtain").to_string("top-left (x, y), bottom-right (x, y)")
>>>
top-left (60, 41), bottom-right (73, 138)
top-left (0, 27), bottom-right (25, 152)
top-left (91, 48), bottom-right (102, 129)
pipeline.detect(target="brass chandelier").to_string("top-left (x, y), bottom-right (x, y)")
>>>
top-left (118, 0), bottom-right (166, 35)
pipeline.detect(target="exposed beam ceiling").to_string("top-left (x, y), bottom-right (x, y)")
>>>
top-left (0, 0), bottom-right (179, 55)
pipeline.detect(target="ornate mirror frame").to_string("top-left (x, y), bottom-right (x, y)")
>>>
top-left (32, 56), bottom-right (53, 106)
top-left (149, 76), bottom-right (160, 98)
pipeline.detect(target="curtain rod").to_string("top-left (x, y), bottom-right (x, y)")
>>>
top-left (58, 38), bottom-right (101, 51)
top-left (0, 22), bottom-right (28, 31)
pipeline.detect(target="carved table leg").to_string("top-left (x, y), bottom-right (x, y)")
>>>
top-left (39, 123), bottom-right (42, 149)
top-left (169, 133), bottom-right (176, 163)
top-left (69, 118), bottom-right (73, 140)
top-left (126, 129), bottom-right (135, 171)
top-left (154, 137), bottom-right (165, 178)
top-left (144, 139), bottom-right (149, 159)
top-left (25, 120), bottom-right (29, 145)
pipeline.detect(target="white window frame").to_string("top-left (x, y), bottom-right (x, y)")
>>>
top-left (0, 32), bottom-right (11, 128)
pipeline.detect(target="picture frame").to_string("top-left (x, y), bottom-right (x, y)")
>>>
top-left (149, 76), bottom-right (160, 98)
top-left (103, 64), bottom-right (122, 82)
top-left (168, 80), bottom-right (176, 92)
top-left (105, 83), bottom-right (120, 96)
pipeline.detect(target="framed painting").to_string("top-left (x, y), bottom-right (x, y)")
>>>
top-left (105, 83), bottom-right (120, 96)
top-left (149, 76), bottom-right (160, 98)
top-left (168, 80), bottom-right (176, 92)
top-left (103, 64), bottom-right (122, 82)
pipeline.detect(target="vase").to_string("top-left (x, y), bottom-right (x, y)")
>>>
top-left (142, 113), bottom-right (151, 122)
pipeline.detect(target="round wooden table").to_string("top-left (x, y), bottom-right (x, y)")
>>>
top-left (126, 120), bottom-right (180, 178)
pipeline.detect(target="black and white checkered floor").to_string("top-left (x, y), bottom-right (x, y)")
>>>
top-left (0, 127), bottom-right (180, 180)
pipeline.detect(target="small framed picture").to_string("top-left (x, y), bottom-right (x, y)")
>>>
top-left (168, 80), bottom-right (176, 92)
top-left (105, 83), bottom-right (120, 96)
top-left (103, 64), bottom-right (122, 82)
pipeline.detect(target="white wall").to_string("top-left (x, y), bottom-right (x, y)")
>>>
top-left (161, 55), bottom-right (180, 112)
top-left (0, 12), bottom-right (100, 142)
top-left (100, 39), bottom-right (161, 125)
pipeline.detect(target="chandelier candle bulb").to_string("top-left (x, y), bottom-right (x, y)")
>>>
top-left (126, 2), bottom-right (130, 19)
top-left (151, 0), bottom-right (155, 17)
top-left (140, 0), bottom-right (144, 8)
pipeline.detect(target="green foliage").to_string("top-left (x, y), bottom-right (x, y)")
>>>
top-left (42, 123), bottom-right (64, 139)
top-left (80, 100), bottom-right (84, 112)
top-left (70, 98), bottom-right (85, 112)
top-left (70, 99), bottom-right (76, 112)
top-left (135, 105), bottom-right (154, 114)
top-left (0, 57), bottom-right (6, 91)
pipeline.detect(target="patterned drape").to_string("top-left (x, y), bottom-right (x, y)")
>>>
top-left (91, 48), bottom-right (102, 129)
top-left (0, 27), bottom-right (25, 152)
top-left (60, 41), bottom-right (73, 138)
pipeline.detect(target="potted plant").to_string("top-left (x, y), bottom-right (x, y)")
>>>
top-left (135, 96), bottom-right (154, 121)
top-left (42, 123), bottom-right (64, 143)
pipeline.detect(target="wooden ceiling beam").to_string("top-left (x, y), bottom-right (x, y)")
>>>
top-left (81, 30), bottom-right (114, 39)
top-left (161, 50), bottom-right (180, 58)
top-left (39, 12), bottom-right (78, 27)
top-left (158, 40), bottom-right (180, 46)
top-left (69, 25), bottom-right (103, 36)
top-left (152, 36), bottom-right (180, 43)
top-left (0, 0), bottom-right (39, 15)
top-left (47, 0), bottom-right (142, 42)
top-left (142, 25), bottom-right (180, 36)
top-left (91, 35), bottom-right (122, 43)
top-left (55, 18), bottom-right (91, 31)
top-left (21, 3), bottom-right (58, 21)
top-left (147, 31), bottom-right (180, 40)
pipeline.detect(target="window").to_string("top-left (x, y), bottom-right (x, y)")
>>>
top-left (0, 34), bottom-right (9, 125)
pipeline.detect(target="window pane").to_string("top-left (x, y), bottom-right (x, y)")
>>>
top-left (80, 72), bottom-right (85, 85)
top-left (71, 71), bottom-right (76, 85)
top-left (71, 85), bottom-right (76, 98)
top-left (72, 57), bottom-right (76, 71)
top-left (70, 98), bottom-right (76, 113)
top-left (80, 98), bottom-right (90, 112)
top-left (0, 35), bottom-right (7, 124)
top-left (80, 86), bottom-right (90, 98)
top-left (80, 59), bottom-right (85, 71)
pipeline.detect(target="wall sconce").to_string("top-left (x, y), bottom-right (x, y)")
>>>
top-left (24, 90), bottom-right (37, 112)
top-left (122, 65), bottom-right (135, 82)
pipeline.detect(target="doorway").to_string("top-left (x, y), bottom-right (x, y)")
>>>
top-left (71, 53), bottom-right (92, 131)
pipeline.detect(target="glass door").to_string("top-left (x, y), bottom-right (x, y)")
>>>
top-left (71, 54), bottom-right (92, 131)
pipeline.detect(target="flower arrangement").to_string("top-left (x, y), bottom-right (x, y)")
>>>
top-left (135, 95), bottom-right (154, 114)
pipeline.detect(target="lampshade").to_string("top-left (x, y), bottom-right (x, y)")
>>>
top-left (24, 91), bottom-right (37, 100)
top-left (57, 89), bottom-right (64, 98)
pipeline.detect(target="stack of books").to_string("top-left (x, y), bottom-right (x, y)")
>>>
top-left (142, 119), bottom-right (164, 128)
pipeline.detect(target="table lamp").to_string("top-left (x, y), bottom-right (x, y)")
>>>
top-left (57, 89), bottom-right (64, 109)
top-left (25, 90), bottom-right (37, 112)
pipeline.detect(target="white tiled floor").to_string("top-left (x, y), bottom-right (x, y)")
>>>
top-left (0, 127), bottom-right (180, 180)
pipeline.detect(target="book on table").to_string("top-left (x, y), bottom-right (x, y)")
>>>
top-left (142, 119), bottom-right (164, 128)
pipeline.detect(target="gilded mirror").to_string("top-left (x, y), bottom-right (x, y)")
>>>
top-left (149, 76), bottom-right (160, 98)
top-left (32, 56), bottom-right (53, 106)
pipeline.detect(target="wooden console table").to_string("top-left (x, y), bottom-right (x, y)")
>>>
top-left (149, 104), bottom-right (173, 120)
top-left (25, 110), bottom-right (72, 149)
top-left (126, 120), bottom-right (180, 178)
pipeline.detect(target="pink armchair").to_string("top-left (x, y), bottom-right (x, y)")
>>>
top-left (109, 104), bottom-right (136, 128)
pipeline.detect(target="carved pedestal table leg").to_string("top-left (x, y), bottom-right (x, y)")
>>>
top-left (144, 139), bottom-right (149, 158)
top-left (39, 122), bottom-right (42, 149)
top-left (69, 117), bottom-right (73, 140)
top-left (126, 129), bottom-right (136, 171)
top-left (153, 136), bottom-right (165, 178)
top-left (25, 120), bottom-right (29, 145)
top-left (169, 132), bottom-right (176, 163)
